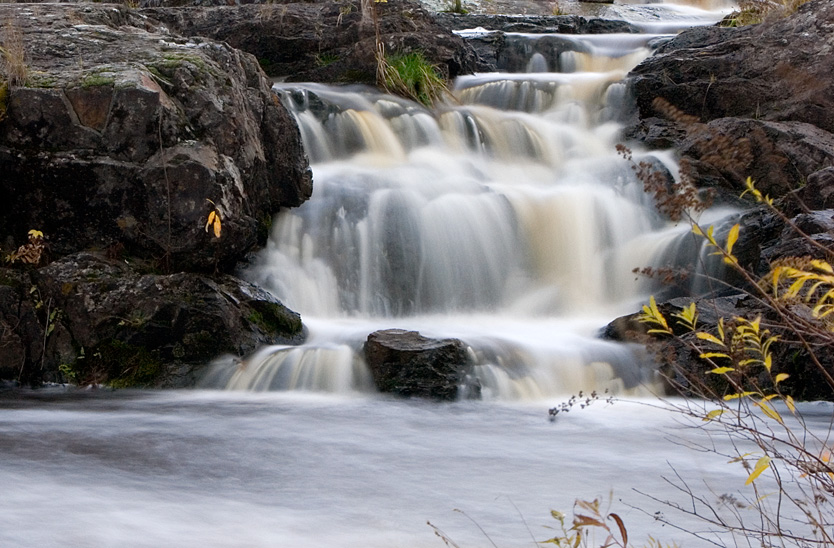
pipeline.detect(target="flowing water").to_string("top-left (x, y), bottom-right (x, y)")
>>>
top-left (203, 16), bottom-right (735, 398)
top-left (2, 3), bottom-right (788, 547)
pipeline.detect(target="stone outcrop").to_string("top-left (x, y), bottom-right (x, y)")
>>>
top-left (0, 3), bottom-right (311, 273)
top-left (434, 14), bottom-right (642, 73)
top-left (0, 253), bottom-right (304, 386)
top-left (625, 0), bottom-right (834, 201)
top-left (364, 329), bottom-right (480, 400)
top-left (0, 3), bottom-right (311, 386)
top-left (141, 0), bottom-right (485, 83)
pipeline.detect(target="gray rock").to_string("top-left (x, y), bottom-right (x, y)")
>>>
top-left (625, 0), bottom-right (834, 202)
top-left (364, 329), bottom-right (480, 400)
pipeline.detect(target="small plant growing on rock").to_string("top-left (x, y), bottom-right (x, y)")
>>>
top-left (205, 199), bottom-right (222, 238)
top-left (0, 18), bottom-right (27, 88)
top-left (5, 229), bottom-right (47, 266)
top-left (381, 51), bottom-right (448, 108)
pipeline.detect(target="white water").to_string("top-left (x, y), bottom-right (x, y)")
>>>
top-left (4, 391), bottom-right (831, 548)
top-left (204, 22), bottom-right (733, 398)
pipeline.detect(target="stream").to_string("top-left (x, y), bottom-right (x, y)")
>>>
top-left (1, 1), bottom-right (804, 546)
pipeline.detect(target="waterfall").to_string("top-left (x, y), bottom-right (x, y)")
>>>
top-left (200, 27), bottom-right (729, 399)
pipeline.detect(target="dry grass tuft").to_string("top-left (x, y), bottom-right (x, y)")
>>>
top-left (0, 18), bottom-right (27, 87)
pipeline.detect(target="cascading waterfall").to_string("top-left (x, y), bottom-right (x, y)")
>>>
top-left (200, 27), bottom-right (735, 399)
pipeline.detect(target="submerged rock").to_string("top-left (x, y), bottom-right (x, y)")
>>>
top-left (364, 329), bottom-right (480, 400)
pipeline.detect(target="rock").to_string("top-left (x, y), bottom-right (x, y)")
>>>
top-left (436, 14), bottom-right (641, 72)
top-left (800, 168), bottom-right (834, 210)
top-left (24, 252), bottom-right (304, 387)
top-left (0, 270), bottom-right (48, 385)
top-left (433, 13), bottom-right (642, 34)
top-left (625, 0), bottom-right (834, 201)
top-left (0, 3), bottom-right (311, 273)
top-left (629, 0), bottom-right (834, 133)
top-left (637, 118), bottom-right (834, 201)
top-left (364, 329), bottom-right (480, 400)
top-left (141, 0), bottom-right (485, 83)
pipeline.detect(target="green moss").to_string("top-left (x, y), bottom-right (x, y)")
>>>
top-left (315, 53), bottom-right (340, 67)
top-left (257, 213), bottom-right (274, 244)
top-left (72, 339), bottom-right (164, 388)
top-left (257, 57), bottom-right (275, 75)
top-left (81, 73), bottom-right (115, 88)
top-left (248, 301), bottom-right (303, 336)
top-left (26, 72), bottom-right (58, 88)
top-left (157, 52), bottom-right (210, 73)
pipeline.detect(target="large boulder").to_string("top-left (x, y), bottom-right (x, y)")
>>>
top-left (0, 3), bottom-right (311, 273)
top-left (364, 329), bottom-right (480, 400)
top-left (13, 252), bottom-right (305, 387)
top-left (140, 0), bottom-right (484, 83)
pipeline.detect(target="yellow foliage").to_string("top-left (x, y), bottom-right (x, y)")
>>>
top-left (204, 200), bottom-right (222, 239)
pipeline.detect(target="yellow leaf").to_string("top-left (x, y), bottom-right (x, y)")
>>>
top-left (745, 456), bottom-right (771, 485)
top-left (699, 352), bottom-right (731, 360)
top-left (213, 217), bottom-right (222, 238)
top-left (572, 515), bottom-right (605, 529)
top-left (725, 223), bottom-right (740, 256)
top-left (724, 392), bottom-right (756, 400)
top-left (786, 395), bottom-right (796, 414)
top-left (28, 229), bottom-right (43, 239)
top-left (691, 224), bottom-right (704, 237)
top-left (811, 260), bottom-right (834, 274)
top-left (696, 332), bottom-right (725, 346)
top-left (756, 401), bottom-right (783, 424)
top-left (205, 210), bottom-right (217, 233)
top-left (708, 367), bottom-right (735, 374)
top-left (704, 409), bottom-right (725, 421)
top-left (774, 373), bottom-right (789, 384)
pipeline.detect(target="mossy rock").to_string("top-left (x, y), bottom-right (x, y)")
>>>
top-left (65, 339), bottom-right (164, 388)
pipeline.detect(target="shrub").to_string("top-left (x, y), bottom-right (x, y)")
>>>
top-left (380, 51), bottom-right (448, 108)
top-left (619, 92), bottom-right (834, 544)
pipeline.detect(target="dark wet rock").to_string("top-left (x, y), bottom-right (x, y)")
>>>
top-left (364, 329), bottom-right (480, 400)
top-left (0, 3), bottom-right (311, 274)
top-left (625, 0), bottom-right (834, 201)
top-left (23, 253), bottom-right (304, 387)
top-left (800, 168), bottom-right (834, 210)
top-left (141, 0), bottom-right (485, 83)
top-left (433, 13), bottom-right (641, 34)
top-left (629, 0), bottom-right (834, 133)
top-left (437, 14), bottom-right (641, 72)
top-left (630, 118), bottom-right (834, 202)
top-left (0, 270), bottom-right (49, 385)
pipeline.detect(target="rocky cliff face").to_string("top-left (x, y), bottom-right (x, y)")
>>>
top-left (0, 3), bottom-right (311, 386)
top-left (620, 0), bottom-right (834, 400)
